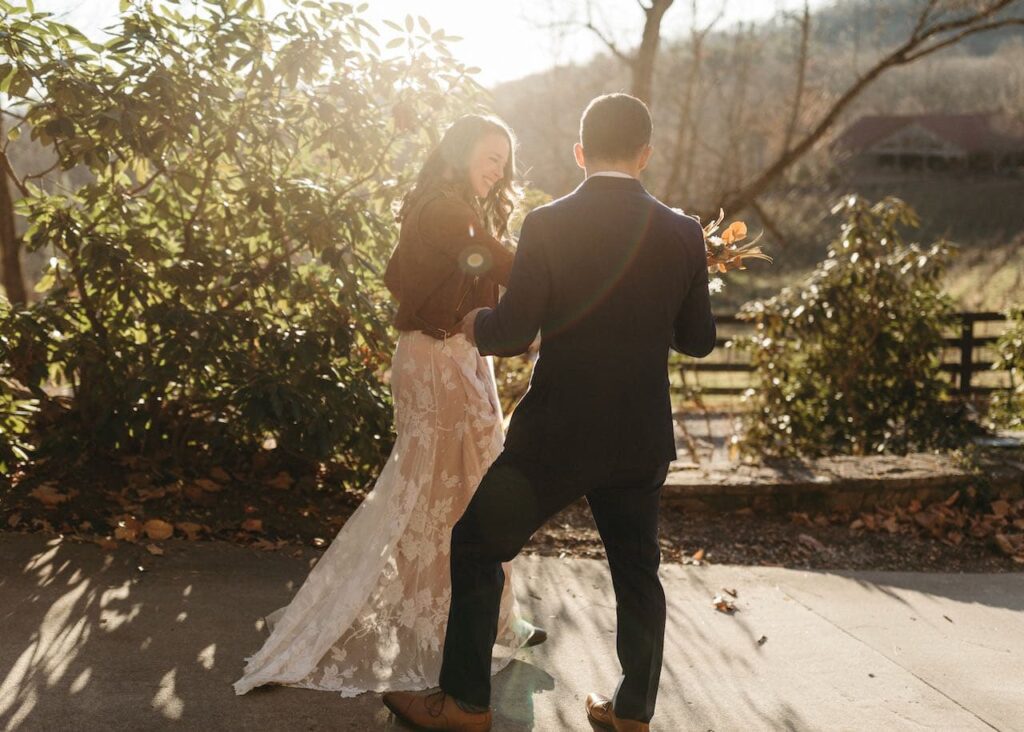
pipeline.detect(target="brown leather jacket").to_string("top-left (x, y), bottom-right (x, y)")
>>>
top-left (385, 185), bottom-right (514, 337)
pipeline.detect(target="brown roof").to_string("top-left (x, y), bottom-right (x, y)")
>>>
top-left (835, 114), bottom-right (1024, 155)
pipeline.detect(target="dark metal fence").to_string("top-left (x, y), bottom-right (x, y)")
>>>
top-left (679, 312), bottom-right (1011, 396)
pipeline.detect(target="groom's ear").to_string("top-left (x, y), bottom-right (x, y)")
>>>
top-left (637, 144), bottom-right (653, 172)
top-left (573, 142), bottom-right (586, 170)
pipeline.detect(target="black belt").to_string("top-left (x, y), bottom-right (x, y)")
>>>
top-left (411, 312), bottom-right (455, 341)
top-left (419, 324), bottom-right (453, 341)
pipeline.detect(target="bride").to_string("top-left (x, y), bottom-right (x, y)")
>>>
top-left (233, 114), bottom-right (543, 698)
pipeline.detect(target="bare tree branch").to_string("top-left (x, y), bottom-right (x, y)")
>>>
top-left (904, 16), bottom-right (1024, 62)
top-left (750, 198), bottom-right (788, 249)
top-left (660, 0), bottom-right (725, 199)
top-left (584, 19), bottom-right (634, 65)
top-left (780, 0), bottom-right (811, 156)
top-left (910, 0), bottom-right (942, 40)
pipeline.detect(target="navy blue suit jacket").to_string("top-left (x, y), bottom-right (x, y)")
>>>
top-left (474, 175), bottom-right (716, 472)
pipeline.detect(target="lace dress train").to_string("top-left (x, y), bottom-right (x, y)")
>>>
top-left (233, 332), bottom-right (532, 696)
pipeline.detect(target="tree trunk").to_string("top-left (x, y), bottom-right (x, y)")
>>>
top-left (633, 0), bottom-right (675, 106)
top-left (0, 114), bottom-right (27, 306)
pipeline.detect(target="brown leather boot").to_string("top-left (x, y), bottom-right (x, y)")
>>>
top-left (382, 689), bottom-right (492, 732)
top-left (585, 692), bottom-right (650, 731)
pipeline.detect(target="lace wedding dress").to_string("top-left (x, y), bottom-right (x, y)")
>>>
top-left (233, 331), bottom-right (533, 697)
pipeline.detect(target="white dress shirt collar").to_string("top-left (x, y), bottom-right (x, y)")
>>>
top-left (587, 170), bottom-right (635, 180)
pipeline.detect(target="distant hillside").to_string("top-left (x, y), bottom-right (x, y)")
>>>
top-left (808, 0), bottom-right (1024, 55)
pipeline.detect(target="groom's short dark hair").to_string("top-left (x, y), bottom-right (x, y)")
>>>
top-left (580, 93), bottom-right (652, 161)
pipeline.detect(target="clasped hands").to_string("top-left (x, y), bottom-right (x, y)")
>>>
top-left (458, 307), bottom-right (486, 346)
top-left (457, 308), bottom-right (541, 357)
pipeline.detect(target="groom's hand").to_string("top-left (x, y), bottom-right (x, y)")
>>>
top-left (459, 307), bottom-right (487, 347)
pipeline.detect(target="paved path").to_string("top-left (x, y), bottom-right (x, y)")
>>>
top-left (1, 533), bottom-right (1022, 731)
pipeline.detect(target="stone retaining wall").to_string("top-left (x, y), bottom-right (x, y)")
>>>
top-left (663, 451), bottom-right (1024, 513)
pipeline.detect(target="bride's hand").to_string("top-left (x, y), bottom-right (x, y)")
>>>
top-left (459, 307), bottom-right (487, 346)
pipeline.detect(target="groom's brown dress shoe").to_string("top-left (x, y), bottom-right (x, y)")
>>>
top-left (382, 689), bottom-right (492, 732)
top-left (585, 692), bottom-right (650, 731)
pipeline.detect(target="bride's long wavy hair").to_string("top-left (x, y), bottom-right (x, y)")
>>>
top-left (398, 114), bottom-right (521, 240)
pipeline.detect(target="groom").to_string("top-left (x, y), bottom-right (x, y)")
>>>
top-left (384, 93), bottom-right (716, 731)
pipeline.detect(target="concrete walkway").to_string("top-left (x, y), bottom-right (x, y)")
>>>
top-left (1, 532), bottom-right (1021, 731)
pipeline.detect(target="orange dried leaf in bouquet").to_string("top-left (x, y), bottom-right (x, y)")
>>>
top-left (721, 221), bottom-right (748, 244)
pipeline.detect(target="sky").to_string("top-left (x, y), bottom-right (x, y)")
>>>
top-left (34, 0), bottom-right (833, 87)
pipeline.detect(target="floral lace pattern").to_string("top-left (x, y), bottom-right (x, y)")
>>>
top-left (233, 332), bottom-right (532, 697)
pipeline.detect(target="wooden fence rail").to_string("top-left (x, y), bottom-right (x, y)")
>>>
top-left (679, 312), bottom-right (1011, 396)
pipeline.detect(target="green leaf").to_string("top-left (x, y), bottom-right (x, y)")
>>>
top-left (33, 271), bottom-right (55, 293)
top-left (8, 68), bottom-right (32, 97)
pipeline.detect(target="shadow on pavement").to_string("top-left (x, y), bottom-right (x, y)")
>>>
top-left (0, 536), bottom-right (558, 731)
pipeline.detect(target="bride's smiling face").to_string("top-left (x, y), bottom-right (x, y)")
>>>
top-left (465, 132), bottom-right (510, 199)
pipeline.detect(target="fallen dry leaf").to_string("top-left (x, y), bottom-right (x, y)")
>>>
top-left (990, 500), bottom-right (1011, 518)
top-left (145, 543), bottom-right (165, 556)
top-left (114, 518), bottom-right (143, 542)
top-left (29, 483), bottom-right (72, 507)
top-left (209, 467), bottom-right (231, 483)
top-left (144, 519), bottom-right (174, 541)
top-left (175, 521), bottom-right (204, 540)
top-left (195, 478), bottom-right (222, 493)
top-left (7, 512), bottom-right (21, 528)
top-left (137, 486), bottom-right (167, 501)
top-left (241, 518), bottom-right (263, 533)
top-left (994, 533), bottom-right (1018, 556)
top-left (692, 548), bottom-right (706, 562)
top-left (95, 537), bottom-right (119, 550)
top-left (267, 472), bottom-right (294, 490)
top-left (798, 533), bottom-right (827, 552)
top-left (712, 594), bottom-right (737, 614)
